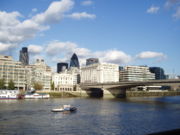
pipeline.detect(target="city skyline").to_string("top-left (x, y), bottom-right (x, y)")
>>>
top-left (0, 0), bottom-right (180, 74)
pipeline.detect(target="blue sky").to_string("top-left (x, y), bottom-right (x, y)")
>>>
top-left (0, 0), bottom-right (180, 75)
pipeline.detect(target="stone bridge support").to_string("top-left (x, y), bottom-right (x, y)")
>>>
top-left (102, 88), bottom-right (126, 98)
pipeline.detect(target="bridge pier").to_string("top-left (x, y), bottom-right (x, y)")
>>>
top-left (102, 88), bottom-right (126, 98)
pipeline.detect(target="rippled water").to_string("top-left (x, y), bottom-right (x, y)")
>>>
top-left (0, 96), bottom-right (180, 135)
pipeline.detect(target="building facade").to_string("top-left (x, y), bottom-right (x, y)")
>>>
top-left (81, 63), bottom-right (119, 83)
top-left (119, 66), bottom-right (155, 81)
top-left (19, 47), bottom-right (29, 65)
top-left (0, 55), bottom-right (26, 89)
top-left (52, 73), bottom-right (74, 91)
top-left (86, 58), bottom-right (99, 66)
top-left (27, 59), bottom-right (52, 91)
top-left (57, 62), bottom-right (68, 73)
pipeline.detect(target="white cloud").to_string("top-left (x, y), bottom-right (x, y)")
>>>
top-left (0, 43), bottom-right (16, 53)
top-left (0, 0), bottom-right (74, 55)
top-left (32, 0), bottom-right (74, 24)
top-left (28, 45), bottom-right (43, 54)
top-left (81, 0), bottom-right (93, 6)
top-left (165, 0), bottom-right (180, 8)
top-left (67, 12), bottom-right (96, 19)
top-left (45, 41), bottom-right (77, 56)
top-left (136, 51), bottom-right (166, 60)
top-left (173, 6), bottom-right (180, 19)
top-left (147, 5), bottom-right (160, 14)
top-left (44, 40), bottom-right (131, 66)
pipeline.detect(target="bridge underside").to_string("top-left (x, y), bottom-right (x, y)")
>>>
top-left (84, 87), bottom-right (128, 98)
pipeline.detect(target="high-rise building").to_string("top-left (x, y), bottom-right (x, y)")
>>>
top-left (57, 63), bottom-right (68, 73)
top-left (70, 53), bottom-right (80, 68)
top-left (19, 47), bottom-right (29, 65)
top-left (86, 58), bottom-right (99, 66)
top-left (119, 66), bottom-right (155, 81)
top-left (149, 67), bottom-right (166, 80)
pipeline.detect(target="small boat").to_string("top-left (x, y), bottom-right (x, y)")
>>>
top-left (24, 93), bottom-right (50, 99)
top-left (51, 105), bottom-right (77, 112)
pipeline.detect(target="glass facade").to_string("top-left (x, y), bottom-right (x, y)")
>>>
top-left (149, 67), bottom-right (166, 80)
top-left (70, 53), bottom-right (80, 68)
top-left (19, 47), bottom-right (29, 65)
top-left (57, 63), bottom-right (68, 73)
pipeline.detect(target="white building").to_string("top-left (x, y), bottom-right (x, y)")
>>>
top-left (0, 55), bottom-right (26, 90)
top-left (81, 63), bottom-right (119, 83)
top-left (27, 59), bottom-right (52, 91)
top-left (119, 66), bottom-right (155, 81)
top-left (52, 73), bottom-right (74, 91)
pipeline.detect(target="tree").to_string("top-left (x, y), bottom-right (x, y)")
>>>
top-left (0, 79), bottom-right (6, 89)
top-left (8, 80), bottom-right (15, 90)
top-left (51, 81), bottom-right (55, 90)
top-left (33, 82), bottom-right (43, 90)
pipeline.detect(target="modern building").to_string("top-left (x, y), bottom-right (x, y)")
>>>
top-left (86, 58), bottom-right (99, 66)
top-left (0, 55), bottom-right (26, 89)
top-left (52, 73), bottom-right (74, 91)
top-left (149, 67), bottom-right (166, 80)
top-left (19, 47), bottom-right (29, 65)
top-left (70, 53), bottom-right (80, 68)
top-left (67, 67), bottom-right (81, 85)
top-left (81, 63), bottom-right (119, 83)
top-left (119, 66), bottom-right (155, 81)
top-left (57, 62), bottom-right (68, 73)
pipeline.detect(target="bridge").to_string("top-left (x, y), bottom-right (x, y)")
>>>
top-left (79, 79), bottom-right (180, 98)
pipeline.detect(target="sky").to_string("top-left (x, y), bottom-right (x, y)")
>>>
top-left (0, 0), bottom-right (180, 75)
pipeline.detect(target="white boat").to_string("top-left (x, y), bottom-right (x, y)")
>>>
top-left (24, 93), bottom-right (50, 99)
top-left (0, 90), bottom-right (20, 99)
top-left (51, 105), bottom-right (77, 112)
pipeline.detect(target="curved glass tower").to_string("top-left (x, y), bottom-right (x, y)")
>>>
top-left (70, 53), bottom-right (80, 68)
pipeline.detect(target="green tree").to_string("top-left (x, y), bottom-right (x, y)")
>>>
top-left (51, 81), bottom-right (55, 90)
top-left (8, 80), bottom-right (15, 90)
top-left (33, 82), bottom-right (43, 90)
top-left (0, 79), bottom-right (6, 89)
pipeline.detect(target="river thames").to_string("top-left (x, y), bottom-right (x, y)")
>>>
top-left (0, 96), bottom-right (180, 135)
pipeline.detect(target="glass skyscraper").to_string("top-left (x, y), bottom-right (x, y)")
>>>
top-left (70, 53), bottom-right (80, 68)
top-left (19, 47), bottom-right (29, 65)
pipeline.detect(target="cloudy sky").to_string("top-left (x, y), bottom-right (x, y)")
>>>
top-left (0, 0), bottom-right (180, 74)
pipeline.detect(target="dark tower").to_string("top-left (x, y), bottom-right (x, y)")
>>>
top-left (70, 53), bottom-right (80, 68)
top-left (57, 63), bottom-right (68, 73)
top-left (19, 47), bottom-right (29, 65)
top-left (149, 67), bottom-right (166, 80)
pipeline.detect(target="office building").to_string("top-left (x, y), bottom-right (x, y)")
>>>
top-left (52, 73), bottom-right (74, 91)
top-left (70, 53), bottom-right (80, 68)
top-left (149, 67), bottom-right (166, 80)
top-left (19, 47), bottom-right (29, 65)
top-left (86, 58), bottom-right (99, 66)
top-left (0, 55), bottom-right (26, 89)
top-left (81, 63), bottom-right (119, 83)
top-left (57, 63), bottom-right (68, 73)
top-left (27, 59), bottom-right (52, 91)
top-left (119, 66), bottom-right (155, 81)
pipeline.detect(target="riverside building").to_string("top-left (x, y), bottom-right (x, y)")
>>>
top-left (86, 58), bottom-right (99, 66)
top-left (0, 55), bottom-right (26, 89)
top-left (81, 63), bottom-right (119, 83)
top-left (52, 73), bottom-right (74, 91)
top-left (119, 66), bottom-right (155, 81)
top-left (27, 59), bottom-right (52, 91)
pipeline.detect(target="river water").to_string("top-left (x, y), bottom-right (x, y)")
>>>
top-left (0, 96), bottom-right (180, 135)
